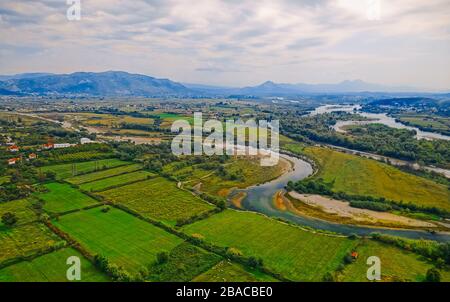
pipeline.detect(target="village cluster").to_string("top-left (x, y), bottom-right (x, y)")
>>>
top-left (5, 137), bottom-right (95, 165)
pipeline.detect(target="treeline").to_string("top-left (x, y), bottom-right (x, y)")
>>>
top-left (371, 233), bottom-right (450, 266)
top-left (0, 164), bottom-right (55, 202)
top-left (120, 122), bottom-right (171, 133)
top-left (286, 179), bottom-right (450, 218)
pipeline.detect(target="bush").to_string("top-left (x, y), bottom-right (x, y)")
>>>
top-left (349, 200), bottom-right (392, 212)
top-left (156, 251), bottom-right (169, 264)
top-left (226, 247), bottom-right (243, 258)
top-left (101, 206), bottom-right (111, 213)
top-left (248, 256), bottom-right (264, 268)
top-left (1, 212), bottom-right (18, 227)
top-left (322, 272), bottom-right (336, 282)
top-left (425, 268), bottom-right (441, 282)
top-left (343, 254), bottom-right (354, 264)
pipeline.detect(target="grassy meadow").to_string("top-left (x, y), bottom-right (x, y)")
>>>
top-left (0, 223), bottom-right (64, 264)
top-left (0, 248), bottom-right (109, 282)
top-left (340, 240), bottom-right (450, 282)
top-left (192, 260), bottom-right (278, 282)
top-left (0, 199), bottom-right (37, 227)
top-left (37, 183), bottom-right (98, 214)
top-left (52, 207), bottom-right (183, 274)
top-left (148, 243), bottom-right (221, 282)
top-left (182, 210), bottom-right (356, 281)
top-left (297, 146), bottom-right (450, 211)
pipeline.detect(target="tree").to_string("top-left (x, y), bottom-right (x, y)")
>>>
top-left (248, 256), bottom-right (263, 268)
top-left (425, 268), bottom-right (441, 282)
top-left (322, 272), bottom-right (336, 282)
top-left (156, 251), bottom-right (169, 264)
top-left (2, 212), bottom-right (18, 227)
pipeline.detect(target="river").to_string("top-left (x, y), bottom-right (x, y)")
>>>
top-left (235, 154), bottom-right (450, 242)
top-left (310, 104), bottom-right (450, 141)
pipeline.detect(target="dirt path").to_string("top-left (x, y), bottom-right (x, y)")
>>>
top-left (288, 192), bottom-right (437, 229)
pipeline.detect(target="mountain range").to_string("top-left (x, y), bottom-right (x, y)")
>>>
top-left (0, 71), bottom-right (444, 97)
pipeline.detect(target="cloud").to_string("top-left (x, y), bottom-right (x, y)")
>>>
top-left (0, 0), bottom-right (449, 89)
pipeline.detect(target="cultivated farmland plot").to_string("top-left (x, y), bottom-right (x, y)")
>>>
top-left (0, 248), bottom-right (109, 282)
top-left (39, 159), bottom-right (130, 180)
top-left (183, 210), bottom-right (359, 281)
top-left (98, 177), bottom-right (215, 225)
top-left (79, 170), bottom-right (156, 192)
top-left (192, 260), bottom-right (278, 282)
top-left (0, 199), bottom-right (37, 227)
top-left (66, 163), bottom-right (143, 185)
top-left (0, 223), bottom-right (64, 264)
top-left (37, 183), bottom-right (99, 214)
top-left (339, 240), bottom-right (450, 282)
top-left (52, 207), bottom-right (183, 275)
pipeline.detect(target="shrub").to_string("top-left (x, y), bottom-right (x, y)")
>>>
top-left (1, 212), bottom-right (18, 227)
top-left (226, 247), bottom-right (243, 258)
top-left (156, 251), bottom-right (169, 264)
top-left (101, 206), bottom-right (111, 213)
top-left (425, 268), bottom-right (441, 282)
top-left (322, 272), bottom-right (336, 282)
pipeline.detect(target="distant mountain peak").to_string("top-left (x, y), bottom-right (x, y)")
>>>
top-left (0, 71), bottom-right (190, 97)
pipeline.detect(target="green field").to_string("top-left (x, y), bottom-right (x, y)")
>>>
top-left (396, 114), bottom-right (450, 136)
top-left (148, 242), bottom-right (221, 282)
top-left (98, 177), bottom-right (215, 225)
top-left (182, 210), bottom-right (356, 281)
top-left (49, 152), bottom-right (115, 163)
top-left (0, 199), bottom-right (37, 227)
top-left (0, 248), bottom-right (109, 282)
top-left (52, 207), bottom-right (183, 274)
top-left (303, 147), bottom-right (450, 211)
top-left (37, 183), bottom-right (98, 214)
top-left (79, 171), bottom-right (156, 192)
top-left (340, 240), bottom-right (450, 282)
top-left (39, 159), bottom-right (130, 179)
top-left (0, 223), bottom-right (64, 264)
top-left (192, 260), bottom-right (278, 282)
top-left (66, 164), bottom-right (143, 185)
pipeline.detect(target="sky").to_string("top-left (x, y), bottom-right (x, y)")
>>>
top-left (0, 0), bottom-right (449, 90)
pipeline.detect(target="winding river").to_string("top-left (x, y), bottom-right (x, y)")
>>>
top-left (235, 154), bottom-right (450, 242)
top-left (234, 105), bottom-right (450, 241)
top-left (310, 104), bottom-right (450, 141)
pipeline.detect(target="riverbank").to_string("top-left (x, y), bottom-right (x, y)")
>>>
top-left (286, 192), bottom-right (441, 230)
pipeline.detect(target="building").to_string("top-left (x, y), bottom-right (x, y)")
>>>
top-left (43, 143), bottom-right (54, 150)
top-left (8, 145), bottom-right (19, 152)
top-left (53, 143), bottom-right (73, 149)
top-left (8, 158), bottom-right (20, 165)
top-left (80, 137), bottom-right (94, 144)
top-left (28, 153), bottom-right (37, 160)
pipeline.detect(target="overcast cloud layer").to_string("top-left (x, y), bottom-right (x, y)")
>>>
top-left (0, 0), bottom-right (449, 90)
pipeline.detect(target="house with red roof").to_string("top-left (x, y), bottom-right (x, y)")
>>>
top-left (7, 158), bottom-right (20, 165)
top-left (8, 145), bottom-right (19, 152)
